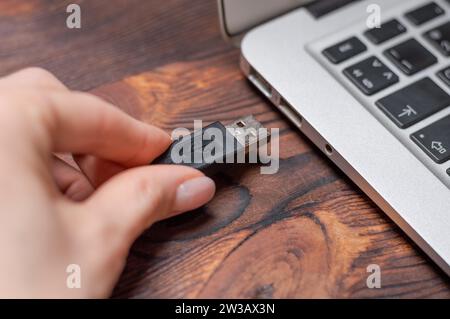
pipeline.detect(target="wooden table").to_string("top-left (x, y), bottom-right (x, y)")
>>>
top-left (2, 0), bottom-right (449, 298)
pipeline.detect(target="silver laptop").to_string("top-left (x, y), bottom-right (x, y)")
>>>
top-left (219, 0), bottom-right (450, 276)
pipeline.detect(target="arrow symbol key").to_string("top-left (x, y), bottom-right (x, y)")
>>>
top-left (343, 56), bottom-right (399, 95)
top-left (376, 78), bottom-right (450, 128)
top-left (411, 114), bottom-right (450, 163)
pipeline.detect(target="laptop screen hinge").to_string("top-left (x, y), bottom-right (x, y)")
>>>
top-left (218, 0), bottom-right (317, 47)
top-left (218, 0), bottom-right (360, 47)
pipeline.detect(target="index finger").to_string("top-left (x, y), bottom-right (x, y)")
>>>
top-left (33, 90), bottom-right (171, 166)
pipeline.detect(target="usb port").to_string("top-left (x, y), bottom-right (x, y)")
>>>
top-left (278, 96), bottom-right (303, 129)
top-left (248, 71), bottom-right (272, 99)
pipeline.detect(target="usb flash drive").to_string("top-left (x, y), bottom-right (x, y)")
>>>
top-left (153, 116), bottom-right (270, 175)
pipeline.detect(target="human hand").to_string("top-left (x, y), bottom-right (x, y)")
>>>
top-left (0, 68), bottom-right (215, 298)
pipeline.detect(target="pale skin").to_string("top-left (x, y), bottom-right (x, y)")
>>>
top-left (0, 68), bottom-right (216, 298)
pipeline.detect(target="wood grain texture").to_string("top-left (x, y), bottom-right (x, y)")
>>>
top-left (2, 0), bottom-right (450, 298)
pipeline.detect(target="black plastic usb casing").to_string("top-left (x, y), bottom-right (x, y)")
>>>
top-left (153, 116), bottom-right (269, 175)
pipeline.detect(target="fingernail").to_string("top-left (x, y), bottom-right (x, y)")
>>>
top-left (173, 176), bottom-right (216, 213)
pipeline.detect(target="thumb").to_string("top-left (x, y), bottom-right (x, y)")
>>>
top-left (81, 165), bottom-right (215, 245)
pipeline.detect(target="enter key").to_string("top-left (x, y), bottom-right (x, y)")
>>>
top-left (411, 114), bottom-right (450, 164)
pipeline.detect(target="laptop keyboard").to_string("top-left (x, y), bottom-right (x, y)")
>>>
top-left (316, 0), bottom-right (450, 187)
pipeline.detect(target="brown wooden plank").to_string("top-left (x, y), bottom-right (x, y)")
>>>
top-left (0, 0), bottom-right (229, 90)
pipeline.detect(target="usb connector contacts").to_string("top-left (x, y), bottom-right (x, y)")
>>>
top-left (154, 116), bottom-right (272, 175)
top-left (226, 116), bottom-right (269, 149)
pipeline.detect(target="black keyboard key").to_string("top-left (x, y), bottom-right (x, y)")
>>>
top-left (437, 66), bottom-right (450, 86)
top-left (384, 39), bottom-right (437, 75)
top-left (364, 19), bottom-right (407, 44)
top-left (424, 21), bottom-right (450, 56)
top-left (322, 36), bottom-right (367, 64)
top-left (411, 115), bottom-right (450, 163)
top-left (405, 2), bottom-right (445, 26)
top-left (376, 78), bottom-right (450, 128)
top-left (343, 56), bottom-right (399, 95)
